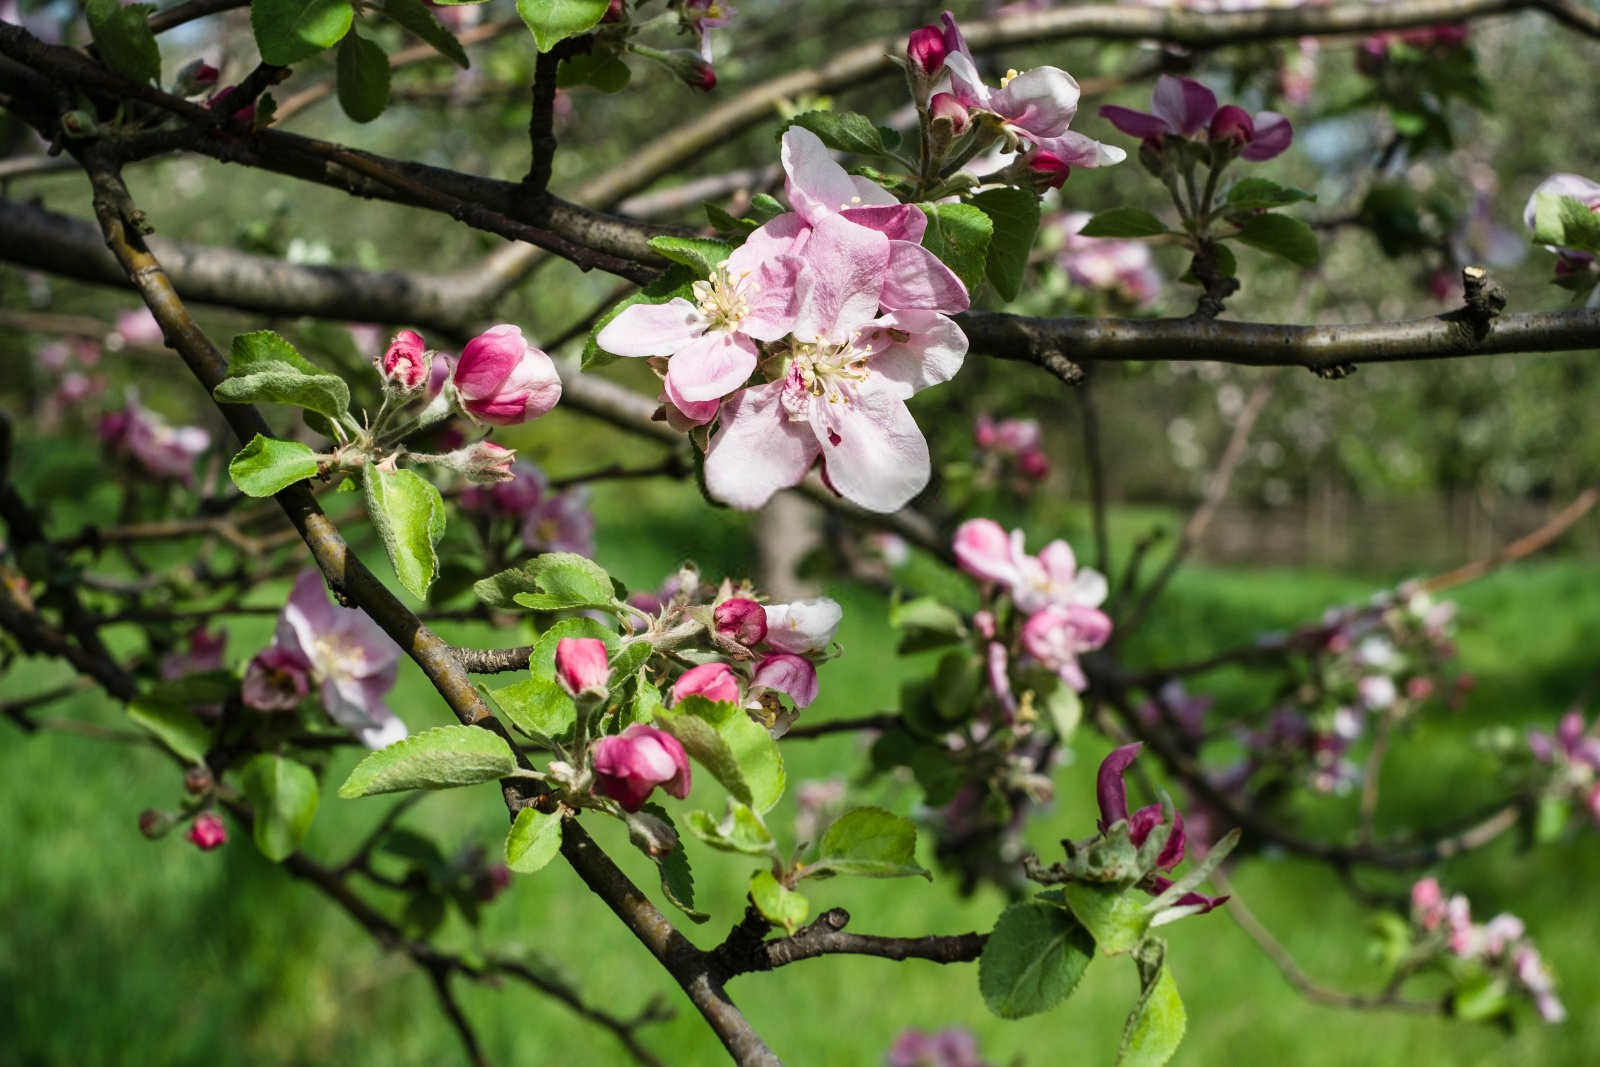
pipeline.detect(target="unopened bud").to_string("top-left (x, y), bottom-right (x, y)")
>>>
top-left (1018, 449), bottom-right (1049, 480)
top-left (1208, 105), bottom-right (1254, 146)
top-left (713, 597), bottom-right (768, 647)
top-left (1027, 151), bottom-right (1071, 190)
top-left (187, 812), bottom-right (228, 850)
top-left (555, 637), bottom-right (610, 698)
top-left (444, 440), bottom-right (517, 484)
top-left (183, 765), bottom-right (214, 795)
top-left (907, 25), bottom-right (949, 77)
top-left (929, 92), bottom-right (970, 136)
top-left (379, 329), bottom-right (429, 392)
top-left (671, 662), bottom-right (740, 705)
top-left (60, 110), bottom-right (96, 138)
top-left (601, 0), bottom-right (626, 22)
top-left (174, 58), bottom-right (220, 97)
top-left (139, 809), bottom-right (176, 839)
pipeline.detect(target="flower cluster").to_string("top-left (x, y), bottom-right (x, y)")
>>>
top-left (599, 126), bottom-right (971, 512)
top-left (1527, 709), bottom-right (1600, 825)
top-left (1410, 877), bottom-right (1564, 1023)
top-left (909, 12), bottom-right (1125, 187)
top-left (954, 518), bottom-right (1111, 691)
top-left (1097, 744), bottom-right (1229, 913)
top-left (973, 414), bottom-right (1049, 484)
top-left (1358, 22), bottom-right (1470, 74)
top-left (885, 1027), bottom-right (990, 1067)
top-left (98, 393), bottom-right (212, 485)
top-left (460, 460), bottom-right (596, 558)
top-left (1055, 211), bottom-right (1164, 308)
top-left (241, 570), bottom-right (407, 748)
top-left (1100, 75), bottom-right (1292, 166)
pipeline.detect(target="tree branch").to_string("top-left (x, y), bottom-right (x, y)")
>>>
top-left (712, 907), bottom-right (987, 979)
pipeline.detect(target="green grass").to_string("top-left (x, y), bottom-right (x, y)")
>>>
top-left (3, 501), bottom-right (1599, 1064)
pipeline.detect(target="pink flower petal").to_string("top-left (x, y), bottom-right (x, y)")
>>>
top-left (1099, 104), bottom-right (1171, 140)
top-left (1240, 111), bottom-right (1292, 161)
top-left (880, 241), bottom-right (970, 313)
top-left (790, 214), bottom-right (890, 342)
top-left (704, 381), bottom-right (821, 509)
top-left (1152, 75), bottom-right (1217, 136)
top-left (990, 66), bottom-right (1080, 140)
top-left (810, 378), bottom-right (930, 512)
top-left (595, 298), bottom-right (708, 357)
top-left (859, 310), bottom-right (967, 400)
top-left (666, 330), bottom-right (759, 402)
top-left (839, 203), bottom-right (927, 243)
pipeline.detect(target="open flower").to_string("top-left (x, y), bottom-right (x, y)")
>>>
top-left (761, 597), bottom-right (843, 654)
top-left (98, 394), bottom-right (211, 484)
top-left (251, 570), bottom-right (406, 748)
top-left (592, 724), bottom-right (692, 811)
top-left (1100, 75), bottom-right (1291, 161)
top-left (1020, 604), bottom-right (1112, 691)
top-left (951, 520), bottom-right (1108, 615)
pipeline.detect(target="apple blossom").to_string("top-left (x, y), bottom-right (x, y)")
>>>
top-left (1523, 173), bottom-right (1600, 278)
top-left (98, 394), bottom-right (211, 484)
top-left (672, 662), bottom-right (741, 705)
top-left (1020, 604), bottom-right (1112, 691)
top-left (750, 652), bottom-right (819, 709)
top-left (379, 329), bottom-right (429, 391)
top-left (592, 724), bottom-right (692, 811)
top-left (555, 637), bottom-right (610, 698)
top-left (450, 324), bottom-right (562, 425)
top-left (242, 645), bottom-right (313, 710)
top-left (160, 627), bottom-right (227, 681)
top-left (762, 597), bottom-right (842, 654)
top-left (187, 813), bottom-right (227, 850)
top-left (173, 58), bottom-right (219, 97)
top-left (1058, 211), bottom-right (1164, 307)
top-left (713, 597), bottom-right (768, 647)
top-left (1100, 75), bottom-right (1292, 162)
top-left (906, 22), bottom-right (952, 78)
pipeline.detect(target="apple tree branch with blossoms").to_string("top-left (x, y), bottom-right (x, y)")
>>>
top-left (1, 0), bottom-right (1598, 1063)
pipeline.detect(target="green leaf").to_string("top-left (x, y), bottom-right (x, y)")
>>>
top-left (1119, 941), bottom-right (1186, 1066)
top-left (919, 203), bottom-right (993, 296)
top-left (639, 804), bottom-right (709, 922)
top-left (555, 52), bottom-right (630, 92)
top-left (1224, 177), bottom-right (1315, 212)
top-left (583, 264), bottom-right (698, 370)
top-left (214, 331), bottom-right (350, 420)
top-left (505, 806), bottom-right (564, 873)
top-left (237, 754), bottom-right (319, 862)
top-left (86, 0), bottom-right (161, 83)
top-left (336, 31), bottom-right (391, 122)
top-left (337, 724), bottom-right (517, 798)
top-left (127, 699), bottom-right (214, 764)
top-left (251, 0), bottom-right (356, 64)
top-left (1533, 193), bottom-right (1600, 253)
top-left (704, 203), bottom-right (757, 236)
top-left (750, 870), bottom-right (809, 934)
top-left (970, 187), bottom-right (1041, 302)
top-left (888, 595), bottom-right (966, 635)
top-left (1231, 212), bottom-right (1319, 267)
top-left (979, 898), bottom-right (1095, 1018)
top-left (1452, 970), bottom-right (1511, 1022)
top-left (515, 0), bottom-right (608, 51)
top-left (530, 616), bottom-right (620, 676)
top-left (808, 807), bottom-right (929, 880)
top-left (685, 800), bottom-right (776, 856)
top-left (1058, 882), bottom-right (1152, 955)
top-left (1079, 207), bottom-right (1168, 238)
top-left (1043, 683), bottom-right (1081, 739)
top-left (507, 552), bottom-right (618, 612)
top-left (1534, 794), bottom-right (1571, 844)
top-left (482, 676), bottom-right (575, 742)
top-left (748, 194), bottom-right (786, 223)
top-left (228, 434), bottom-right (320, 497)
top-left (788, 110), bottom-right (896, 158)
top-left (364, 465), bottom-right (446, 600)
top-left (649, 236), bottom-right (734, 278)
top-left (655, 695), bottom-right (785, 813)
top-left (380, 0), bottom-right (469, 67)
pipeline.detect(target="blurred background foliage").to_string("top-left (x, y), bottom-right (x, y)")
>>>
top-left (2, 0), bottom-right (1599, 1062)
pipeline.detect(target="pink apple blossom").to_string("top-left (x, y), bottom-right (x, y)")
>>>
top-left (98, 395), bottom-right (211, 484)
top-left (187, 813), bottom-right (227, 850)
top-left (242, 644), bottom-right (313, 711)
top-left (521, 487), bottom-right (596, 558)
top-left (592, 724), bottom-right (692, 811)
top-left (762, 597), bottom-right (842, 653)
top-left (1100, 75), bottom-right (1292, 162)
top-left (672, 662), bottom-right (741, 705)
top-left (751, 652), bottom-right (819, 708)
top-left (713, 597), bottom-right (768, 646)
top-left (1021, 604), bottom-right (1112, 691)
top-left (160, 627), bottom-right (227, 681)
top-left (1096, 744), bottom-right (1227, 913)
top-left (451, 324), bottom-right (562, 425)
top-left (555, 637), bottom-right (610, 698)
top-left (380, 329), bottom-right (429, 391)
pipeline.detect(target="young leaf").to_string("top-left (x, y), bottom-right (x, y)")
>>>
top-left (336, 31), bottom-right (392, 123)
top-left (750, 870), bottom-right (809, 934)
top-left (808, 806), bottom-right (930, 879)
top-left (214, 331), bottom-right (350, 420)
top-left (337, 724), bottom-right (517, 798)
top-left (788, 110), bottom-right (897, 158)
top-left (919, 202), bottom-right (993, 295)
top-left (482, 676), bottom-right (576, 742)
top-left (251, 0), bottom-right (356, 64)
top-left (1223, 177), bottom-right (1315, 213)
top-left (653, 700), bottom-right (753, 807)
top-left (705, 203), bottom-right (757, 236)
top-left (237, 754), bottom-right (320, 862)
top-left (86, 0), bottom-right (161, 83)
top-left (505, 806), bottom-right (564, 873)
top-left (364, 465), bottom-right (446, 600)
top-left (508, 552), bottom-right (618, 612)
top-left (748, 194), bottom-right (786, 223)
top-left (229, 435), bottom-right (320, 497)
top-left (1118, 941), bottom-right (1187, 1067)
top-left (379, 0), bottom-right (470, 68)
top-left (654, 695), bottom-right (786, 812)
top-left (515, 0), bottom-right (608, 52)
top-left (583, 264), bottom-right (698, 370)
top-left (979, 898), bottom-right (1095, 1019)
top-left (1044, 683), bottom-right (1081, 739)
top-left (970, 187), bottom-right (1041, 302)
top-left (1058, 882), bottom-right (1153, 955)
top-left (685, 800), bottom-right (777, 856)
top-left (1231, 213), bottom-right (1319, 267)
top-left (1534, 193), bottom-right (1600, 253)
top-left (127, 700), bottom-right (214, 765)
top-left (1079, 207), bottom-right (1168, 239)
top-left (639, 803), bottom-right (709, 922)
top-left (649, 235), bottom-right (735, 279)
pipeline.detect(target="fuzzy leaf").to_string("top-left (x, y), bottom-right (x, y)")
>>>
top-left (364, 465), bottom-right (446, 600)
top-left (338, 725), bottom-right (516, 798)
top-left (649, 236), bottom-right (735, 279)
top-left (919, 202), bottom-right (993, 296)
top-left (508, 552), bottom-right (618, 611)
top-left (1118, 941), bottom-right (1186, 1066)
top-left (1231, 212), bottom-right (1319, 267)
top-left (685, 800), bottom-right (776, 856)
top-left (505, 806), bottom-right (564, 873)
top-left (750, 870), bottom-right (809, 934)
top-left (788, 110), bottom-right (896, 158)
top-left (229, 435), bottom-right (320, 497)
top-left (237, 754), bottom-right (320, 862)
top-left (481, 676), bottom-right (575, 743)
top-left (1058, 882), bottom-right (1152, 955)
top-left (336, 31), bottom-right (391, 122)
top-left (214, 331), bottom-right (350, 420)
top-left (808, 806), bottom-right (929, 879)
top-left (515, 0), bottom-right (608, 51)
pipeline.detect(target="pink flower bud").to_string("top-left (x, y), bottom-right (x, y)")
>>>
top-left (713, 597), bottom-right (768, 646)
top-left (1208, 105), bottom-right (1255, 146)
top-left (555, 637), bottom-right (610, 698)
top-left (1018, 449), bottom-right (1049, 480)
top-left (187, 813), bottom-right (228, 850)
top-left (1406, 676), bottom-right (1435, 701)
top-left (974, 414), bottom-right (999, 449)
top-left (671, 662), bottom-right (740, 705)
top-left (476, 864), bottom-right (512, 902)
top-left (183, 765), bottom-right (214, 794)
top-left (1411, 877), bottom-right (1446, 929)
top-left (1027, 151), bottom-right (1071, 190)
top-left (602, 0), bottom-right (626, 22)
top-left (751, 652), bottom-right (819, 708)
top-left (174, 58), bottom-right (220, 97)
top-left (449, 440), bottom-right (517, 485)
top-left (592, 724), bottom-right (692, 811)
top-left (907, 25), bottom-right (949, 76)
top-left (380, 329), bottom-right (429, 391)
top-left (693, 60), bottom-right (716, 92)
top-left (952, 518), bottom-right (1017, 585)
top-left (451, 325), bottom-right (562, 426)
top-left (928, 92), bottom-right (969, 135)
